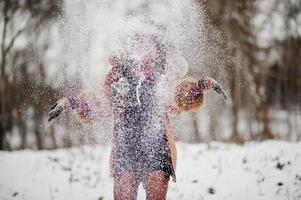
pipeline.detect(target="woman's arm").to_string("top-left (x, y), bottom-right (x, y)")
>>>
top-left (173, 77), bottom-right (227, 113)
top-left (48, 51), bottom-right (127, 124)
top-left (104, 66), bottom-right (116, 102)
top-left (48, 91), bottom-right (108, 124)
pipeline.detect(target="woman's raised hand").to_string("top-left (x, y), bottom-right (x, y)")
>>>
top-left (48, 98), bottom-right (68, 122)
top-left (48, 97), bottom-right (78, 122)
top-left (198, 78), bottom-right (227, 100)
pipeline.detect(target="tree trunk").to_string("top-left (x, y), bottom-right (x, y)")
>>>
top-left (230, 96), bottom-right (240, 143)
top-left (191, 112), bottom-right (201, 143)
top-left (34, 130), bottom-right (43, 150)
top-left (0, 0), bottom-right (8, 150)
top-left (19, 114), bottom-right (27, 149)
top-left (208, 108), bottom-right (219, 141)
top-left (229, 65), bottom-right (242, 143)
top-left (49, 125), bottom-right (57, 149)
top-left (34, 116), bottom-right (43, 149)
top-left (0, 120), bottom-right (4, 150)
top-left (259, 102), bottom-right (274, 140)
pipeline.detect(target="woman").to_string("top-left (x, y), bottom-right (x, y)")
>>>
top-left (48, 33), bottom-right (227, 200)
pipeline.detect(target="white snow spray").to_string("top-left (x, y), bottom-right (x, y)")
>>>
top-left (57, 0), bottom-right (228, 146)
top-left (54, 0), bottom-right (231, 199)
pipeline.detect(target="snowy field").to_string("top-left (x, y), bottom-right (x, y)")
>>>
top-left (0, 141), bottom-right (301, 200)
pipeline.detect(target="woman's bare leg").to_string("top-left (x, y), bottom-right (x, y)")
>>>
top-left (114, 171), bottom-right (140, 200)
top-left (145, 171), bottom-right (168, 200)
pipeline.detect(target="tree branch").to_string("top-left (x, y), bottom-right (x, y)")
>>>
top-left (3, 27), bottom-right (25, 56)
top-left (1, 0), bottom-right (9, 78)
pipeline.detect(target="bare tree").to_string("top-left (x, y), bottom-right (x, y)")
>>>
top-left (0, 0), bottom-right (62, 149)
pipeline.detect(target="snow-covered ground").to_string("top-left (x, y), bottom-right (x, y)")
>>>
top-left (0, 141), bottom-right (300, 200)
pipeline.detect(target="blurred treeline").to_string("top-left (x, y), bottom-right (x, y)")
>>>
top-left (194, 0), bottom-right (301, 143)
top-left (0, 0), bottom-right (300, 150)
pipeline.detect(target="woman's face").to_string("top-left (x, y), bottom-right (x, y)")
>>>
top-left (130, 39), bottom-right (158, 80)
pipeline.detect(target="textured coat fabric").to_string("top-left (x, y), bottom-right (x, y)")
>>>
top-left (104, 67), bottom-right (175, 178)
top-left (103, 67), bottom-right (202, 181)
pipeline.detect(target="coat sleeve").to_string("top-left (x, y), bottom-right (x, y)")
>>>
top-left (104, 67), bottom-right (115, 102)
top-left (164, 114), bottom-right (177, 181)
top-left (72, 91), bottom-right (108, 124)
top-left (173, 78), bottom-right (204, 113)
top-left (103, 67), bottom-right (116, 177)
